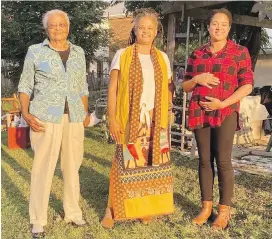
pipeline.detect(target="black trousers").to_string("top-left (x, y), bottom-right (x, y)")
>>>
top-left (194, 112), bottom-right (237, 206)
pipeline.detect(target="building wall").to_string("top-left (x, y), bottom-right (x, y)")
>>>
top-left (109, 16), bottom-right (133, 59)
top-left (254, 54), bottom-right (272, 88)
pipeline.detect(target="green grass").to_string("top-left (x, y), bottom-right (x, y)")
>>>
top-left (1, 126), bottom-right (272, 239)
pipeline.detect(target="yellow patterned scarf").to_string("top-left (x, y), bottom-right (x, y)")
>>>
top-left (128, 44), bottom-right (162, 165)
top-left (116, 44), bottom-right (169, 165)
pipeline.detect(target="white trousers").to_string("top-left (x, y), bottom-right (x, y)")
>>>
top-left (29, 114), bottom-right (84, 226)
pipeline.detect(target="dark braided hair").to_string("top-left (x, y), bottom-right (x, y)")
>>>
top-left (128, 27), bottom-right (137, 45)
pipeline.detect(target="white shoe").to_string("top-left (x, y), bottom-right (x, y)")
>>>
top-left (32, 224), bottom-right (44, 233)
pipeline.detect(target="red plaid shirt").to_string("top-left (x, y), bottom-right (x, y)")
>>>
top-left (184, 40), bottom-right (254, 130)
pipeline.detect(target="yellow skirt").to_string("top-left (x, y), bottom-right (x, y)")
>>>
top-left (107, 118), bottom-right (174, 220)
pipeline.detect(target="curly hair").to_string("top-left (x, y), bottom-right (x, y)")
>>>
top-left (128, 8), bottom-right (163, 45)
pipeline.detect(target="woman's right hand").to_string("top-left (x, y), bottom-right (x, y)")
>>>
top-left (193, 73), bottom-right (220, 89)
top-left (22, 113), bottom-right (45, 132)
top-left (109, 118), bottom-right (124, 144)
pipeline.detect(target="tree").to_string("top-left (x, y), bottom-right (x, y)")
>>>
top-left (124, 1), bottom-right (162, 15)
top-left (1, 1), bottom-right (109, 85)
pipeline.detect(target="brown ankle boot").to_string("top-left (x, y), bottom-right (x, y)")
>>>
top-left (192, 201), bottom-right (213, 226)
top-left (101, 208), bottom-right (114, 229)
top-left (212, 204), bottom-right (231, 230)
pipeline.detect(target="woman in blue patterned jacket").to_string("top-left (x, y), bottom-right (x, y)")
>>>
top-left (18, 9), bottom-right (90, 238)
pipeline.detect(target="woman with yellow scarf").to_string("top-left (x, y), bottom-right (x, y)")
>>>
top-left (101, 8), bottom-right (175, 229)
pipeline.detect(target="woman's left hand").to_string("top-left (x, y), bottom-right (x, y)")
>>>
top-left (83, 114), bottom-right (91, 127)
top-left (199, 96), bottom-right (225, 111)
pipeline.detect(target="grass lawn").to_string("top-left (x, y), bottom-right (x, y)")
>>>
top-left (1, 126), bottom-right (272, 239)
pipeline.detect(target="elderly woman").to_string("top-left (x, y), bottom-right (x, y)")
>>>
top-left (18, 9), bottom-right (89, 237)
top-left (182, 8), bottom-right (253, 230)
top-left (101, 8), bottom-right (174, 228)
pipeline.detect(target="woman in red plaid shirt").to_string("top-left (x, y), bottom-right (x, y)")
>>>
top-left (182, 9), bottom-right (253, 230)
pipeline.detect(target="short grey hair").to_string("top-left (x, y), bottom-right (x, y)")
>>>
top-left (42, 9), bottom-right (70, 29)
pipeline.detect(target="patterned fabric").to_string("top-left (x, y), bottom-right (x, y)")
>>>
top-left (124, 111), bottom-right (170, 168)
top-left (115, 45), bottom-right (169, 144)
top-left (108, 116), bottom-right (173, 220)
top-left (128, 44), bottom-right (163, 166)
top-left (128, 44), bottom-right (143, 142)
top-left (18, 39), bottom-right (89, 123)
top-left (184, 39), bottom-right (254, 130)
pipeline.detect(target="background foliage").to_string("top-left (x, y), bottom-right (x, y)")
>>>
top-left (1, 1), bottom-right (109, 86)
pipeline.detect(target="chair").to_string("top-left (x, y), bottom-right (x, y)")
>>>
top-left (1, 93), bottom-right (21, 129)
top-left (94, 90), bottom-right (110, 142)
top-left (1, 93), bottom-right (21, 115)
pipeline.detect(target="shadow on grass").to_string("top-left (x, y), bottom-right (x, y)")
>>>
top-left (233, 172), bottom-right (272, 220)
top-left (22, 148), bottom-right (34, 163)
top-left (235, 171), bottom-right (272, 194)
top-left (1, 130), bottom-right (34, 160)
top-left (173, 192), bottom-right (201, 219)
top-left (1, 132), bottom-right (8, 147)
top-left (85, 126), bottom-right (106, 141)
top-left (79, 165), bottom-right (109, 219)
top-left (1, 168), bottom-right (29, 218)
top-left (172, 152), bottom-right (272, 194)
top-left (171, 153), bottom-right (198, 172)
top-left (84, 152), bottom-right (112, 168)
top-left (1, 147), bottom-right (64, 218)
top-left (1, 147), bottom-right (31, 182)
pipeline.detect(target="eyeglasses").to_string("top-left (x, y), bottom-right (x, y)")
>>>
top-left (48, 23), bottom-right (68, 29)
